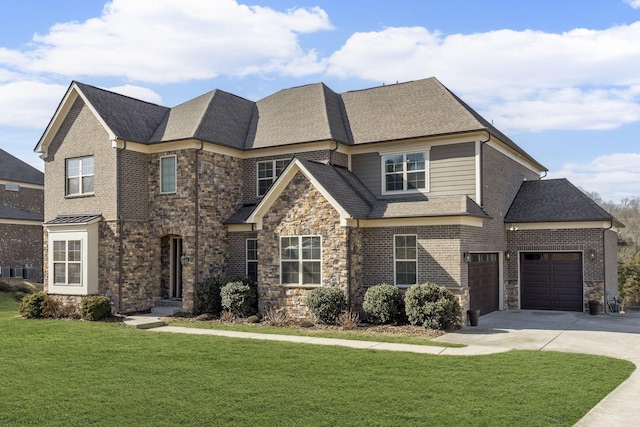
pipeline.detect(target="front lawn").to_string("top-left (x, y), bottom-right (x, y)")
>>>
top-left (0, 292), bottom-right (634, 426)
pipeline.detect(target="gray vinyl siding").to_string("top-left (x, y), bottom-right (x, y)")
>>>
top-left (351, 142), bottom-right (476, 199)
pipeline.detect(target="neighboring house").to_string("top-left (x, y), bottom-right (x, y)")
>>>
top-left (34, 78), bottom-right (622, 316)
top-left (0, 149), bottom-right (44, 282)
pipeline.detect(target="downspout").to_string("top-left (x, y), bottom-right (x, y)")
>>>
top-left (602, 220), bottom-right (614, 314)
top-left (329, 141), bottom-right (339, 166)
top-left (478, 131), bottom-right (491, 208)
top-left (117, 140), bottom-right (126, 312)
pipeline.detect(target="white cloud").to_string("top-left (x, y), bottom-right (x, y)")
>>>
top-left (548, 153), bottom-right (640, 202)
top-left (0, 81), bottom-right (67, 128)
top-left (0, 0), bottom-right (332, 83)
top-left (326, 24), bottom-right (640, 132)
top-left (625, 0), bottom-right (640, 9)
top-left (108, 85), bottom-right (162, 104)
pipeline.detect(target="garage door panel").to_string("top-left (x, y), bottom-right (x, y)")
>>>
top-left (468, 255), bottom-right (499, 316)
top-left (521, 252), bottom-right (583, 312)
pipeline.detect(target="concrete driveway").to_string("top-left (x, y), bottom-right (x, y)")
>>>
top-left (433, 309), bottom-right (640, 426)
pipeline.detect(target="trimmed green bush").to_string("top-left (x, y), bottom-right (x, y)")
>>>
top-left (363, 284), bottom-right (406, 325)
top-left (194, 278), bottom-right (223, 316)
top-left (18, 293), bottom-right (47, 319)
top-left (221, 281), bottom-right (257, 318)
top-left (404, 283), bottom-right (461, 330)
top-left (306, 287), bottom-right (347, 324)
top-left (80, 296), bottom-right (113, 321)
top-left (223, 275), bottom-right (258, 314)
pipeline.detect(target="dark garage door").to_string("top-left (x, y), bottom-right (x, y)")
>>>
top-left (521, 252), bottom-right (583, 311)
top-left (468, 253), bottom-right (499, 315)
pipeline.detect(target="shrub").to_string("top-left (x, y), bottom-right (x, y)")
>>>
top-left (18, 293), bottom-right (47, 319)
top-left (220, 281), bottom-right (257, 317)
top-left (306, 287), bottom-right (347, 324)
top-left (41, 297), bottom-right (62, 319)
top-left (363, 284), bottom-right (406, 325)
top-left (338, 310), bottom-right (360, 330)
top-left (80, 296), bottom-right (113, 321)
top-left (264, 307), bottom-right (290, 326)
top-left (194, 278), bottom-right (222, 316)
top-left (222, 275), bottom-right (258, 314)
top-left (404, 283), bottom-right (462, 330)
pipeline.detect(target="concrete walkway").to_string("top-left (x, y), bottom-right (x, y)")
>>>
top-left (124, 310), bottom-right (640, 426)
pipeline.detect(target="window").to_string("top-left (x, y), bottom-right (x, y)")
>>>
top-left (257, 159), bottom-right (289, 196)
top-left (5, 183), bottom-right (19, 191)
top-left (53, 240), bottom-right (82, 285)
top-left (394, 235), bottom-right (417, 286)
top-left (160, 155), bottom-right (177, 193)
top-left (246, 238), bottom-right (258, 281)
top-left (280, 236), bottom-right (321, 285)
top-left (383, 152), bottom-right (427, 193)
top-left (66, 156), bottom-right (94, 196)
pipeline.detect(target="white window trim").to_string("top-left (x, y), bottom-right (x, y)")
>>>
top-left (66, 156), bottom-right (94, 196)
top-left (279, 235), bottom-right (322, 286)
top-left (160, 155), bottom-right (177, 194)
top-left (246, 238), bottom-right (258, 280)
top-left (47, 223), bottom-right (99, 295)
top-left (393, 234), bottom-right (418, 287)
top-left (381, 151), bottom-right (430, 195)
top-left (256, 158), bottom-right (290, 197)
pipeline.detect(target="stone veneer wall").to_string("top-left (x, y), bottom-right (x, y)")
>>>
top-left (257, 172), bottom-right (349, 318)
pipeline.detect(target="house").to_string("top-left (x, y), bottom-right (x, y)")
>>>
top-left (34, 77), bottom-right (622, 316)
top-left (0, 149), bottom-right (44, 282)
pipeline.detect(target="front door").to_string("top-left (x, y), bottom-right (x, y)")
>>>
top-left (170, 237), bottom-right (183, 299)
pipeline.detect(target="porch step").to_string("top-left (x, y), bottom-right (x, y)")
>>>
top-left (151, 304), bottom-right (181, 317)
top-left (123, 314), bottom-right (166, 330)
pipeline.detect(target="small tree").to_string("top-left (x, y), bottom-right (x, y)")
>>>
top-left (619, 252), bottom-right (640, 309)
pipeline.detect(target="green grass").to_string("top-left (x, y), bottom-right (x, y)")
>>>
top-left (164, 317), bottom-right (465, 347)
top-left (0, 292), bottom-right (634, 426)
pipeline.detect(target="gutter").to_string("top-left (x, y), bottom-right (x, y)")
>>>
top-left (194, 141), bottom-right (204, 288)
top-left (602, 220), bottom-right (614, 314)
top-left (117, 139), bottom-right (126, 312)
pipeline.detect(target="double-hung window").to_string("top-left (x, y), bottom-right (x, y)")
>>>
top-left (53, 240), bottom-right (82, 285)
top-left (257, 159), bottom-right (289, 196)
top-left (280, 236), bottom-right (321, 285)
top-left (160, 155), bottom-right (177, 194)
top-left (394, 234), bottom-right (417, 286)
top-left (246, 238), bottom-right (258, 281)
top-left (66, 156), bottom-right (94, 196)
top-left (383, 152), bottom-right (427, 193)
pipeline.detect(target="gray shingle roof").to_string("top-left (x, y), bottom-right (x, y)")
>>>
top-left (505, 179), bottom-right (622, 225)
top-left (0, 204), bottom-right (43, 221)
top-left (74, 82), bottom-right (169, 142)
top-left (245, 83), bottom-right (350, 149)
top-left (149, 89), bottom-right (255, 148)
top-left (0, 149), bottom-right (43, 185)
top-left (64, 78), bottom-right (542, 171)
top-left (44, 214), bottom-right (102, 225)
top-left (368, 195), bottom-right (489, 219)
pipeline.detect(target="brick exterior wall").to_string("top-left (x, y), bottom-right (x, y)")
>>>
top-left (44, 97), bottom-right (118, 222)
top-left (506, 228), bottom-right (606, 312)
top-left (257, 172), bottom-right (350, 318)
top-left (227, 231), bottom-right (258, 277)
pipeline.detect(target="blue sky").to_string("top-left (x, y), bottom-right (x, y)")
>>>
top-left (1, 0), bottom-right (639, 202)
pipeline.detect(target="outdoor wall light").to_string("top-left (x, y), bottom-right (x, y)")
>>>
top-left (180, 253), bottom-right (190, 265)
top-left (508, 224), bottom-right (519, 232)
top-left (505, 251), bottom-right (511, 261)
top-left (588, 249), bottom-right (596, 261)
top-left (463, 252), bottom-right (470, 263)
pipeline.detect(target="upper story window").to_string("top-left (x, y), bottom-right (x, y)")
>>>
top-left (257, 159), bottom-right (289, 196)
top-left (66, 156), bottom-right (94, 196)
top-left (160, 155), bottom-right (177, 194)
top-left (5, 183), bottom-right (19, 191)
top-left (383, 152), bottom-right (428, 194)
